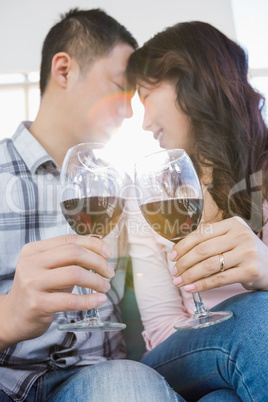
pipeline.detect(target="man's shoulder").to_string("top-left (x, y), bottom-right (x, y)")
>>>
top-left (0, 137), bottom-right (15, 167)
top-left (0, 136), bottom-right (13, 148)
top-left (0, 137), bottom-right (27, 175)
top-left (0, 136), bottom-right (15, 152)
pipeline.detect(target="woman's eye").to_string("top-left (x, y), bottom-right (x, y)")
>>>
top-left (140, 94), bottom-right (148, 104)
top-left (138, 89), bottom-right (149, 102)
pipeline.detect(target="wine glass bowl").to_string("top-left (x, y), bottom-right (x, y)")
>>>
top-left (134, 149), bottom-right (233, 330)
top-left (135, 149), bottom-right (203, 242)
top-left (58, 142), bottom-right (126, 332)
top-left (61, 143), bottom-right (126, 239)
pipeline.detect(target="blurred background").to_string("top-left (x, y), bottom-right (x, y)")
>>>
top-left (0, 0), bottom-right (267, 174)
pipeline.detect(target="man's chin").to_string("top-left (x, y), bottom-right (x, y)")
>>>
top-left (102, 127), bottom-right (120, 142)
top-left (81, 125), bottom-right (119, 145)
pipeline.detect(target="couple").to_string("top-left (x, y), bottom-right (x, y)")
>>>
top-left (0, 8), bottom-right (267, 402)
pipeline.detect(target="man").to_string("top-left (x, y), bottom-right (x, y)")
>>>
top-left (0, 8), bottom-right (183, 402)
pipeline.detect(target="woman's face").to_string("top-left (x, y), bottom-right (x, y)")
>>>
top-left (138, 81), bottom-right (192, 153)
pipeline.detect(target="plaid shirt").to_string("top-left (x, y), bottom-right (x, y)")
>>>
top-left (0, 122), bottom-right (127, 401)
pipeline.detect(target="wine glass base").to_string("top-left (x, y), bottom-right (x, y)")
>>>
top-left (58, 318), bottom-right (126, 332)
top-left (174, 310), bottom-right (233, 330)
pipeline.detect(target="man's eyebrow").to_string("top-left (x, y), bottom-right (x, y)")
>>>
top-left (115, 69), bottom-right (126, 77)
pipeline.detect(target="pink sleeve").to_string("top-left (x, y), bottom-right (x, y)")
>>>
top-left (262, 200), bottom-right (268, 245)
top-left (127, 198), bottom-right (190, 350)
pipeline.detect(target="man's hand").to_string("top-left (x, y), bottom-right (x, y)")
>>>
top-left (0, 234), bottom-right (114, 350)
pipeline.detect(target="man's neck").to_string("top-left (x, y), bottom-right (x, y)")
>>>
top-left (29, 108), bottom-right (74, 169)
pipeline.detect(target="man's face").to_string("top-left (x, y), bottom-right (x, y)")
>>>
top-left (67, 43), bottom-right (135, 144)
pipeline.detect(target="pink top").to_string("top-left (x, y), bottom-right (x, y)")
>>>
top-left (127, 198), bottom-right (268, 351)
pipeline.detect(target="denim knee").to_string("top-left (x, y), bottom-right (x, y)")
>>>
top-left (51, 360), bottom-right (184, 402)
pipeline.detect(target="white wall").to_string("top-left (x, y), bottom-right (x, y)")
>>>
top-left (0, 0), bottom-right (236, 73)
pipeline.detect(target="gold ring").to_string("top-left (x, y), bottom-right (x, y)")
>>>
top-left (219, 253), bottom-right (225, 272)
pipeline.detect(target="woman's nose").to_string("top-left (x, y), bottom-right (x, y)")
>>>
top-left (142, 109), bottom-right (152, 131)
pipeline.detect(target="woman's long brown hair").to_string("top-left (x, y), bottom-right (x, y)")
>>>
top-left (127, 21), bottom-right (268, 233)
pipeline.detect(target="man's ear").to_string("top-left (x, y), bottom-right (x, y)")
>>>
top-left (51, 52), bottom-right (72, 88)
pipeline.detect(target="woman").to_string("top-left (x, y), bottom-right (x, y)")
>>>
top-left (126, 21), bottom-right (268, 401)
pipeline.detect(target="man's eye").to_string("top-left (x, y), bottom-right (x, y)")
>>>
top-left (114, 83), bottom-right (124, 91)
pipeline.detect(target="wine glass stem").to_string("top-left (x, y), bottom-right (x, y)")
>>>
top-left (85, 307), bottom-right (101, 321)
top-left (83, 244), bottom-right (103, 322)
top-left (192, 292), bottom-right (209, 318)
top-left (84, 286), bottom-right (102, 321)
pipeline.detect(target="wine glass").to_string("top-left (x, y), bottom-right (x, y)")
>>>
top-left (134, 148), bottom-right (233, 330)
top-left (58, 142), bottom-right (126, 332)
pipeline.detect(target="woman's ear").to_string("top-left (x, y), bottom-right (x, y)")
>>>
top-left (51, 52), bottom-right (72, 89)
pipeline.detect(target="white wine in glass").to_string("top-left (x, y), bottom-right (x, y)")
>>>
top-left (135, 148), bottom-right (233, 330)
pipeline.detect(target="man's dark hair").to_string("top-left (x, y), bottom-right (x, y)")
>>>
top-left (40, 8), bottom-right (138, 95)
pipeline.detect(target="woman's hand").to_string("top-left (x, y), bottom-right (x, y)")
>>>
top-left (169, 216), bottom-right (268, 293)
top-left (0, 234), bottom-right (114, 350)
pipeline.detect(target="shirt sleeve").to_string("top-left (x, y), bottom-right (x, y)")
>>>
top-left (126, 194), bottom-right (190, 350)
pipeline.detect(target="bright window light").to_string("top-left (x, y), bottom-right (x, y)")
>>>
top-left (0, 73), bottom-right (26, 85)
top-left (232, 0), bottom-right (268, 69)
top-left (28, 71), bottom-right (40, 83)
top-left (0, 88), bottom-right (25, 138)
top-left (232, 0), bottom-right (268, 121)
top-left (28, 86), bottom-right (40, 120)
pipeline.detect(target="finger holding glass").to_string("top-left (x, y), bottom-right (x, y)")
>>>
top-left (134, 148), bottom-right (233, 330)
top-left (169, 216), bottom-right (268, 292)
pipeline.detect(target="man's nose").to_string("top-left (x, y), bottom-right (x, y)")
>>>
top-left (118, 93), bottom-right (133, 119)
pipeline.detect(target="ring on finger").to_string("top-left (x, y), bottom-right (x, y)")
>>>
top-left (219, 253), bottom-right (225, 272)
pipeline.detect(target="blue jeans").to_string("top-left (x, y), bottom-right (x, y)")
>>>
top-left (141, 291), bottom-right (268, 402)
top-left (0, 360), bottom-right (184, 401)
